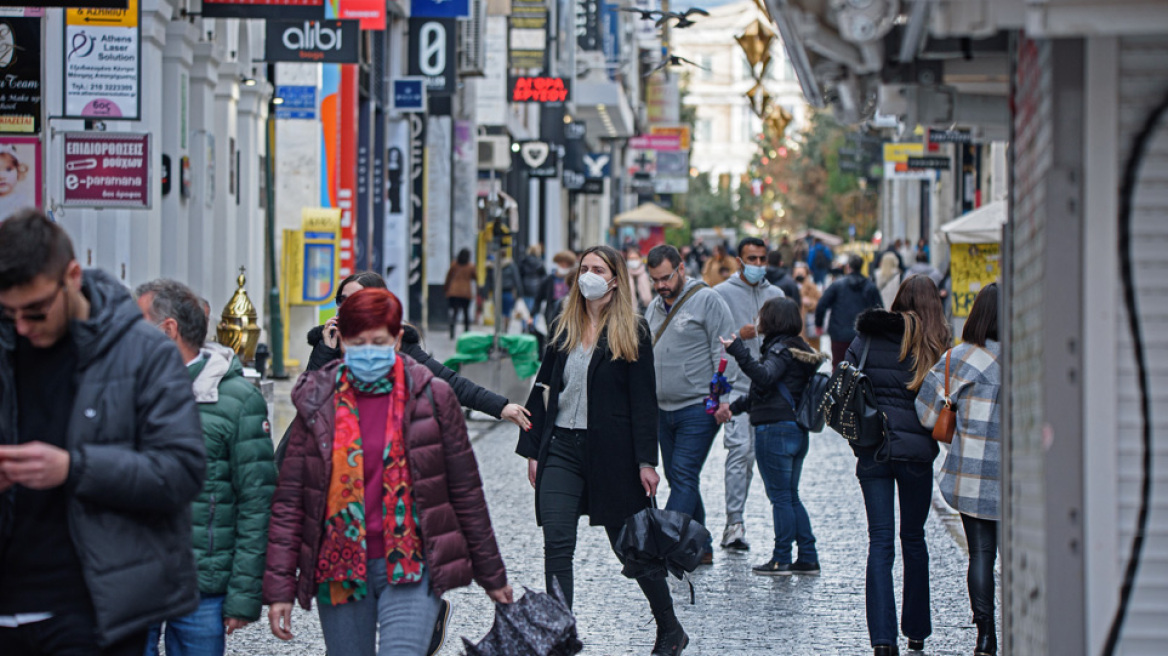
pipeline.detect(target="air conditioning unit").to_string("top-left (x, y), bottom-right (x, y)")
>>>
top-left (458, 0), bottom-right (486, 77)
top-left (477, 135), bottom-right (512, 171)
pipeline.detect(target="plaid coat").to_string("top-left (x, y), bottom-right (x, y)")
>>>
top-left (916, 340), bottom-right (1002, 520)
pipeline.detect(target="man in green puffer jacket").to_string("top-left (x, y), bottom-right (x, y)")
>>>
top-left (136, 279), bottom-right (277, 656)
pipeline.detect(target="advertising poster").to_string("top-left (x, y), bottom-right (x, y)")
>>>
top-left (64, 0), bottom-right (140, 120)
top-left (509, 0), bottom-right (547, 72)
top-left (200, 0), bottom-right (324, 20)
top-left (383, 119), bottom-right (410, 312)
top-left (949, 242), bottom-right (1000, 317)
top-left (61, 132), bottom-right (150, 208)
top-left (0, 136), bottom-right (40, 219)
top-left (0, 18), bottom-right (41, 133)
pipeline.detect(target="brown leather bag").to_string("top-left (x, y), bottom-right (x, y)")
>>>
top-left (932, 349), bottom-right (956, 444)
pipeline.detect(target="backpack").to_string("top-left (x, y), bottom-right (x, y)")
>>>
top-left (820, 338), bottom-right (887, 449)
top-left (812, 247), bottom-right (830, 270)
top-left (796, 372), bottom-right (830, 432)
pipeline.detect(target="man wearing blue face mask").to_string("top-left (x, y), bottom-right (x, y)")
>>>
top-left (712, 237), bottom-right (783, 551)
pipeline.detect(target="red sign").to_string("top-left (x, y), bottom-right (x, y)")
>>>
top-left (510, 77), bottom-right (569, 104)
top-left (629, 135), bottom-right (681, 151)
top-left (200, 0), bottom-right (325, 20)
top-left (62, 132), bottom-right (151, 208)
top-left (339, 0), bottom-right (385, 30)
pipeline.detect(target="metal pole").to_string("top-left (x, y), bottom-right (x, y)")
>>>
top-left (265, 69), bottom-right (287, 379)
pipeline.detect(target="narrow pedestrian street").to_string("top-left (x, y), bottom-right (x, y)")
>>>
top-left (246, 342), bottom-right (981, 655)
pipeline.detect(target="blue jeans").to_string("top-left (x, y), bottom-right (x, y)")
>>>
top-left (317, 559), bottom-right (443, 656)
top-left (855, 450), bottom-right (934, 647)
top-left (658, 403), bottom-right (718, 552)
top-left (754, 422), bottom-right (817, 564)
top-left (144, 594), bottom-right (225, 656)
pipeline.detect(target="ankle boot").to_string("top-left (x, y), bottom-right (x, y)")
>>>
top-left (873, 646), bottom-right (899, 656)
top-left (650, 608), bottom-right (688, 656)
top-left (974, 617), bottom-right (997, 656)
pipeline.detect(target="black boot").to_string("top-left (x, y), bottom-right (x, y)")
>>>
top-left (873, 646), bottom-right (899, 656)
top-left (975, 617), bottom-right (997, 656)
top-left (651, 607), bottom-right (688, 656)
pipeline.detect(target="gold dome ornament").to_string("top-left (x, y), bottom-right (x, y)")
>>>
top-left (217, 267), bottom-right (262, 363)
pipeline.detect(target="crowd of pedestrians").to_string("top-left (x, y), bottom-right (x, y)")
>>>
top-left (0, 207), bottom-right (999, 656)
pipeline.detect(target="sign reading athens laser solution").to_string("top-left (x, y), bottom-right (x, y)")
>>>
top-left (62, 132), bottom-right (151, 208)
top-left (64, 0), bottom-right (140, 120)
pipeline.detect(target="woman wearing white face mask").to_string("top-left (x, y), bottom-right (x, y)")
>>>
top-left (265, 289), bottom-right (512, 655)
top-left (517, 245), bottom-right (687, 656)
top-left (625, 246), bottom-right (653, 312)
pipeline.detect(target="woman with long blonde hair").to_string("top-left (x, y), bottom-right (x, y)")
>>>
top-left (516, 245), bottom-right (687, 655)
top-left (845, 274), bottom-right (950, 656)
top-left (876, 252), bottom-right (902, 309)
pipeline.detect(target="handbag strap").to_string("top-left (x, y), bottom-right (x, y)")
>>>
top-left (943, 349), bottom-right (952, 404)
top-left (652, 282), bottom-right (707, 347)
top-left (857, 337), bottom-right (872, 371)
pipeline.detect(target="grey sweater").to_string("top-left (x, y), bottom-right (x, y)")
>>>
top-left (714, 273), bottom-right (784, 392)
top-left (646, 278), bottom-right (736, 411)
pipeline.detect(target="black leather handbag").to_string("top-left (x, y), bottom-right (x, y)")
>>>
top-left (821, 338), bottom-right (887, 449)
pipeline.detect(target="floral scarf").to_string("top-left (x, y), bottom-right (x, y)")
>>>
top-left (315, 358), bottom-right (425, 605)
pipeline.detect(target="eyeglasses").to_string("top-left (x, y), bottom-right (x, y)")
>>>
top-left (650, 268), bottom-right (680, 286)
top-left (1, 280), bottom-right (65, 323)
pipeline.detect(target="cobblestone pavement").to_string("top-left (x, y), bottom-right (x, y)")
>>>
top-left (239, 329), bottom-right (986, 655)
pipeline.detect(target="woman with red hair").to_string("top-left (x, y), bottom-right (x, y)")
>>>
top-left (264, 289), bottom-right (512, 655)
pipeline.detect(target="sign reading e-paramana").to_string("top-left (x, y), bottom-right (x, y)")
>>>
top-left (64, 0), bottom-right (140, 120)
top-left (62, 132), bottom-right (151, 208)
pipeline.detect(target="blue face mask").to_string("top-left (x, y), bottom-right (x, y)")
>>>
top-left (742, 264), bottom-right (767, 284)
top-left (344, 344), bottom-right (396, 382)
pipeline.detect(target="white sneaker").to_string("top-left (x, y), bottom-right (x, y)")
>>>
top-left (721, 522), bottom-right (750, 550)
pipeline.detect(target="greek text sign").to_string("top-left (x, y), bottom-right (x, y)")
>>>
top-left (64, 0), bottom-right (140, 120)
top-left (510, 76), bottom-right (569, 104)
top-left (265, 19), bottom-right (359, 63)
top-left (62, 132), bottom-right (151, 208)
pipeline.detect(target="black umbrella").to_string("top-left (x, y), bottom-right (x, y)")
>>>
top-left (462, 579), bottom-right (583, 656)
top-left (614, 499), bottom-right (711, 603)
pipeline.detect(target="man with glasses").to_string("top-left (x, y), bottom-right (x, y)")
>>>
top-left (712, 237), bottom-right (784, 551)
top-left (0, 210), bottom-right (205, 655)
top-left (645, 245), bottom-right (735, 564)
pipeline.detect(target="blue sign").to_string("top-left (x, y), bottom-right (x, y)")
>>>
top-left (410, 0), bottom-right (469, 18)
top-left (602, 3), bottom-right (620, 66)
top-left (583, 152), bottom-right (612, 178)
top-left (392, 79), bottom-right (427, 112)
top-left (275, 85), bottom-right (316, 120)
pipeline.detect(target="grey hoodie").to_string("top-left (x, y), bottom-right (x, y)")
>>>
top-left (645, 278), bottom-right (736, 411)
top-left (714, 273), bottom-right (784, 391)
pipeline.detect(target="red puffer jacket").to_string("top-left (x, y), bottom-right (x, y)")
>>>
top-left (263, 357), bottom-right (507, 609)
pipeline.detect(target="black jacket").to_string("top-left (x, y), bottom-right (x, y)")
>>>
top-left (727, 334), bottom-right (825, 426)
top-left (815, 272), bottom-right (883, 343)
top-left (0, 270), bottom-right (205, 646)
top-left (845, 309), bottom-right (939, 463)
top-left (304, 325), bottom-right (508, 418)
top-left (518, 254), bottom-right (546, 297)
top-left (765, 266), bottom-right (801, 308)
top-left (517, 322), bottom-right (658, 527)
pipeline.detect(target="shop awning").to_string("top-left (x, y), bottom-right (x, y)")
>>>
top-left (571, 80), bottom-right (635, 139)
top-left (614, 203), bottom-right (685, 227)
top-left (941, 200), bottom-right (1007, 244)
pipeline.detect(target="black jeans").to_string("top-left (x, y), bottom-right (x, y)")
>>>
top-left (448, 297), bottom-right (471, 335)
top-left (960, 513), bottom-right (998, 621)
top-left (539, 428), bottom-right (673, 616)
top-left (0, 608), bottom-right (147, 656)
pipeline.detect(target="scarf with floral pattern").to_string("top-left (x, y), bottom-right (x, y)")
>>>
top-left (315, 358), bottom-right (425, 605)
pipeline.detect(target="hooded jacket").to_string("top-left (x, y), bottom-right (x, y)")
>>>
top-left (815, 272), bottom-right (883, 343)
top-left (645, 278), bottom-right (736, 411)
top-left (846, 309), bottom-right (939, 463)
top-left (188, 343), bottom-right (276, 622)
top-left (0, 269), bottom-right (205, 646)
top-left (264, 357), bottom-right (507, 609)
top-left (726, 333), bottom-right (827, 426)
top-left (714, 273), bottom-right (784, 392)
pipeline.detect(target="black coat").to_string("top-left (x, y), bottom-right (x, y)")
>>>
top-left (765, 266), bottom-right (802, 308)
top-left (304, 325), bottom-right (508, 417)
top-left (845, 309), bottom-right (939, 463)
top-left (516, 321), bottom-right (658, 527)
top-left (0, 270), bottom-right (205, 646)
top-left (815, 272), bottom-right (883, 343)
top-left (727, 334), bottom-right (825, 426)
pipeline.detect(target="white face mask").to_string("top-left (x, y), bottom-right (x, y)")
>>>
top-left (556, 266), bottom-right (572, 277)
top-left (577, 271), bottom-right (613, 301)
